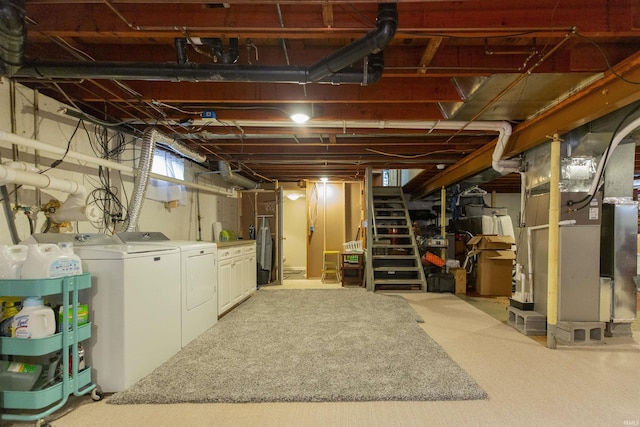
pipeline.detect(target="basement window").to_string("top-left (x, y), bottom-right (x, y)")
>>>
top-left (382, 170), bottom-right (390, 187)
top-left (146, 148), bottom-right (187, 205)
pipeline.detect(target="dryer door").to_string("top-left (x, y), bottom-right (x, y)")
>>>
top-left (185, 249), bottom-right (217, 310)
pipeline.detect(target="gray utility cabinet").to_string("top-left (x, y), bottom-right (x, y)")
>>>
top-left (526, 192), bottom-right (602, 322)
top-left (600, 202), bottom-right (638, 323)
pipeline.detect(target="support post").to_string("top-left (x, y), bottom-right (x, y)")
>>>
top-left (440, 186), bottom-right (446, 259)
top-left (547, 133), bottom-right (561, 349)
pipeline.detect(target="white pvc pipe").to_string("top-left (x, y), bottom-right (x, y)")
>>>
top-left (0, 163), bottom-right (85, 196)
top-left (0, 131), bottom-right (234, 197)
top-left (199, 118), bottom-right (518, 175)
top-left (519, 172), bottom-right (526, 227)
top-left (199, 118), bottom-right (512, 133)
top-left (492, 124), bottom-right (520, 173)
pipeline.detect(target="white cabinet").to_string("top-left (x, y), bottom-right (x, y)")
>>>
top-left (241, 244), bottom-right (257, 296)
top-left (218, 253), bottom-right (233, 315)
top-left (217, 242), bottom-right (257, 316)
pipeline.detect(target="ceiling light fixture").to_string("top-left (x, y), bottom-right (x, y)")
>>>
top-left (289, 104), bottom-right (313, 124)
top-left (290, 113), bottom-right (310, 124)
top-left (286, 192), bottom-right (304, 201)
top-left (320, 177), bottom-right (329, 182)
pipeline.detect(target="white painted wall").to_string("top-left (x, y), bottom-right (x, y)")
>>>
top-left (0, 78), bottom-right (239, 245)
top-left (282, 192), bottom-right (307, 271)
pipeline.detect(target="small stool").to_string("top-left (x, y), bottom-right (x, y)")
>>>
top-left (321, 250), bottom-right (341, 283)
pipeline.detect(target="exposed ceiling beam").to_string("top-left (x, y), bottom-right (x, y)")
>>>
top-left (322, 4), bottom-right (334, 28)
top-left (418, 37), bottom-right (443, 74)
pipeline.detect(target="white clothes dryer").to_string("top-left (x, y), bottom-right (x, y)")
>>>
top-left (117, 232), bottom-right (218, 348)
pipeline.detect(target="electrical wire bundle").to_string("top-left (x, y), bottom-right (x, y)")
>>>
top-left (80, 119), bottom-right (134, 233)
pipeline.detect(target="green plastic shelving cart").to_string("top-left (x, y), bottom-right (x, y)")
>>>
top-left (0, 273), bottom-right (101, 426)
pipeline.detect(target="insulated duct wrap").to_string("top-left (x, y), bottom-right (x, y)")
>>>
top-left (154, 132), bottom-right (206, 163)
top-left (218, 161), bottom-right (258, 189)
top-left (124, 128), bottom-right (156, 232)
top-left (0, 0), bottom-right (25, 75)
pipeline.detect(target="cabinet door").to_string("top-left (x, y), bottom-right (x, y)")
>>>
top-left (231, 258), bottom-right (243, 304)
top-left (218, 259), bottom-right (233, 314)
top-left (244, 253), bottom-right (257, 295)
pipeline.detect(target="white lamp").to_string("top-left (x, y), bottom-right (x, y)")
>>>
top-left (286, 192), bottom-right (304, 201)
top-left (290, 113), bottom-right (310, 124)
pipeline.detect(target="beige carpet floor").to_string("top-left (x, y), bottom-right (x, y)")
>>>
top-left (9, 281), bottom-right (640, 427)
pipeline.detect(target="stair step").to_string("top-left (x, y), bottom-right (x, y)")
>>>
top-left (372, 255), bottom-right (417, 260)
top-left (373, 279), bottom-right (424, 285)
top-left (372, 243), bottom-right (414, 248)
top-left (374, 266), bottom-right (422, 272)
top-left (369, 187), bottom-right (426, 291)
top-left (373, 199), bottom-right (403, 202)
top-left (372, 186), bottom-right (403, 195)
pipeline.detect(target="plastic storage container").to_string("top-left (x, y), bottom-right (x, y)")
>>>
top-left (0, 360), bottom-right (43, 391)
top-left (21, 244), bottom-right (82, 279)
top-left (0, 299), bottom-right (20, 337)
top-left (12, 297), bottom-right (56, 339)
top-left (0, 245), bottom-right (29, 279)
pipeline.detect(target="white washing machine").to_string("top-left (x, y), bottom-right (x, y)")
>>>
top-left (25, 233), bottom-right (182, 393)
top-left (117, 232), bottom-right (218, 348)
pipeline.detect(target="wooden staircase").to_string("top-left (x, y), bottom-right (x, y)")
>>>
top-left (370, 186), bottom-right (426, 291)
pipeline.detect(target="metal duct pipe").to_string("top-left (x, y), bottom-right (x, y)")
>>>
top-left (123, 127), bottom-right (156, 232)
top-left (151, 129), bottom-right (206, 163)
top-left (217, 161), bottom-right (258, 189)
top-left (586, 115), bottom-right (640, 198)
top-left (8, 4), bottom-right (397, 85)
top-left (0, 0), bottom-right (25, 75)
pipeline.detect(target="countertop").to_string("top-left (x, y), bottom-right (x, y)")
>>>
top-left (216, 240), bottom-right (256, 248)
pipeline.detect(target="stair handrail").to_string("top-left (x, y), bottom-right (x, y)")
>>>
top-left (370, 199), bottom-right (379, 240)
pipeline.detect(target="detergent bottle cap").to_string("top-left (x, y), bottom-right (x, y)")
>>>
top-left (23, 297), bottom-right (44, 307)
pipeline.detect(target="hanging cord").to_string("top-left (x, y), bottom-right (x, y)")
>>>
top-left (308, 183), bottom-right (318, 232)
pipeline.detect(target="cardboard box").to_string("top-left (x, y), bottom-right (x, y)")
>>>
top-left (467, 234), bottom-right (515, 250)
top-left (473, 250), bottom-right (515, 296)
top-left (450, 267), bottom-right (467, 294)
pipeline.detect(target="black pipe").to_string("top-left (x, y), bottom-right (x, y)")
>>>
top-left (307, 4), bottom-right (396, 82)
top-left (1, 185), bottom-right (21, 244)
top-left (8, 4), bottom-right (397, 85)
top-left (204, 37), bottom-right (240, 65)
top-left (174, 38), bottom-right (188, 64)
top-left (0, 0), bottom-right (26, 76)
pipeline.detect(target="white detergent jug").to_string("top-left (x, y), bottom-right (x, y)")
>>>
top-left (12, 297), bottom-right (55, 339)
top-left (21, 244), bottom-right (82, 279)
top-left (57, 242), bottom-right (82, 275)
top-left (0, 245), bottom-right (28, 279)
